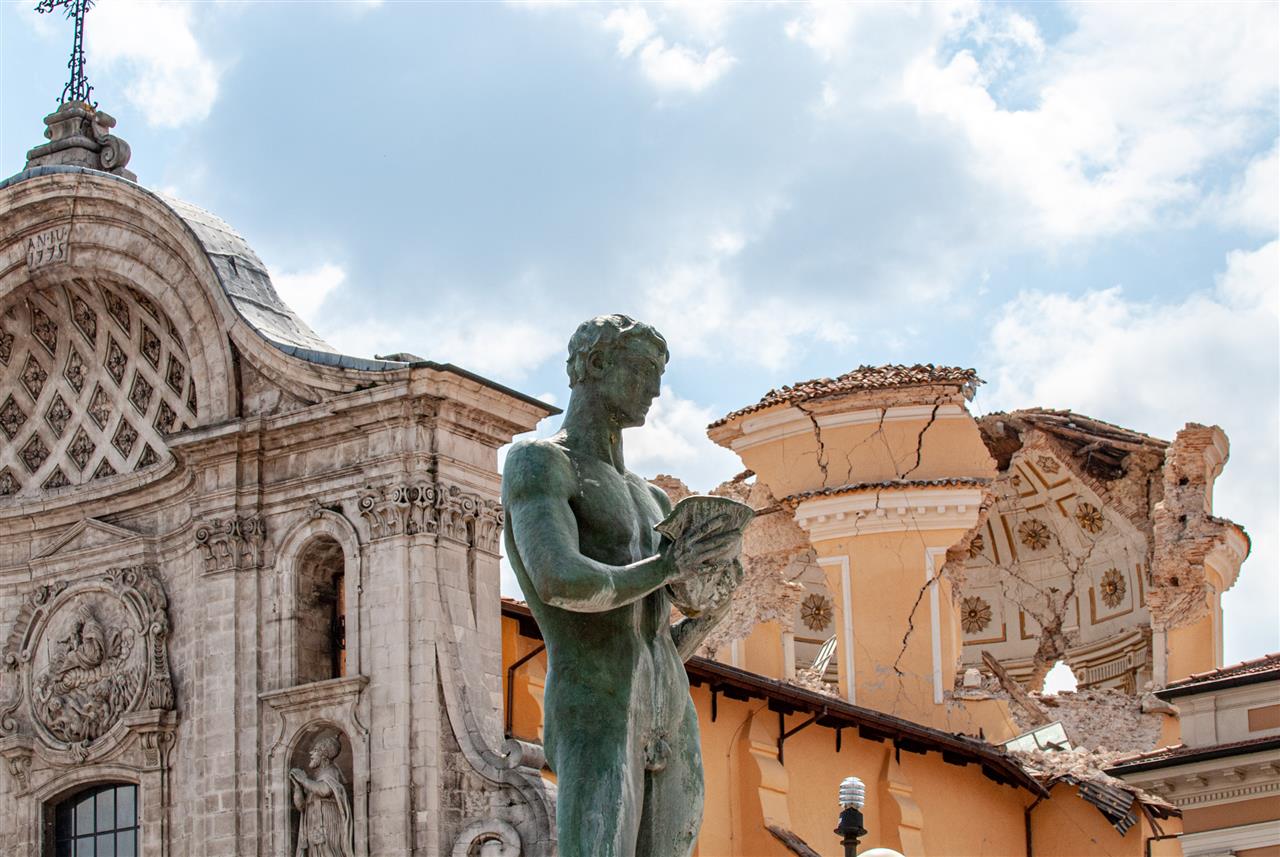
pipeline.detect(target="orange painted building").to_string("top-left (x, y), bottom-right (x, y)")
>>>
top-left (496, 364), bottom-right (1266, 856)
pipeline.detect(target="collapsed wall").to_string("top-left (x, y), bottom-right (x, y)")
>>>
top-left (963, 411), bottom-right (1247, 694)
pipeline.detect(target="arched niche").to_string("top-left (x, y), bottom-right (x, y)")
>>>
top-left (287, 723), bottom-right (356, 856)
top-left (275, 510), bottom-right (364, 687)
top-left (261, 683), bottom-right (370, 857)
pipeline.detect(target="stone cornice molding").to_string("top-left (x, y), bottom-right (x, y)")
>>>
top-left (260, 674), bottom-right (369, 716)
top-left (1119, 754), bottom-right (1280, 808)
top-left (723, 403), bottom-right (970, 452)
top-left (793, 486), bottom-right (987, 540)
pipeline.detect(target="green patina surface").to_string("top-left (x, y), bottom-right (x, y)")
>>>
top-left (503, 315), bottom-right (750, 857)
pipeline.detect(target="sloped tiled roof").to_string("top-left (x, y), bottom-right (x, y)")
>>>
top-left (710, 365), bottom-right (982, 428)
top-left (1107, 735), bottom-right (1280, 775)
top-left (1157, 652), bottom-right (1280, 699)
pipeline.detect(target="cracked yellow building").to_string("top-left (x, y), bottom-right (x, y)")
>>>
top-left (504, 364), bottom-right (1268, 856)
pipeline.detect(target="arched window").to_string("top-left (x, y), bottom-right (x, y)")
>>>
top-left (296, 535), bottom-right (347, 684)
top-left (47, 782), bottom-right (138, 856)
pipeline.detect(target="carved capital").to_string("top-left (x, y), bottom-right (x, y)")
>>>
top-left (357, 480), bottom-right (502, 552)
top-left (195, 515), bottom-right (266, 574)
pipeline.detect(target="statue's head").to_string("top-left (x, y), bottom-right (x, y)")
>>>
top-left (309, 734), bottom-right (341, 769)
top-left (566, 314), bottom-right (669, 428)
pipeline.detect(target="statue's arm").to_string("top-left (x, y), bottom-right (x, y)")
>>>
top-left (505, 442), bottom-right (674, 613)
top-left (291, 770), bottom-right (333, 797)
top-left (669, 592), bottom-right (734, 661)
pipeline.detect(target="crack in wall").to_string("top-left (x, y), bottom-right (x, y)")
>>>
top-left (795, 403), bottom-right (830, 487)
top-left (898, 400), bottom-right (942, 480)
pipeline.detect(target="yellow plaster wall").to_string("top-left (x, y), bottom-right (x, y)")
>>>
top-left (734, 430), bottom-right (822, 498)
top-left (1166, 614), bottom-right (1217, 684)
top-left (502, 615), bottom-right (1160, 857)
top-left (1029, 784), bottom-right (1173, 857)
top-left (809, 527), bottom-right (972, 729)
top-left (501, 617), bottom-right (548, 743)
top-left (730, 404), bottom-right (995, 499)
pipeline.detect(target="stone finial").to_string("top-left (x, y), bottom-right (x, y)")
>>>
top-left (24, 101), bottom-right (135, 182)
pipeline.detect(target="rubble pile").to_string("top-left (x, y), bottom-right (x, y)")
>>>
top-left (653, 472), bottom-right (809, 659)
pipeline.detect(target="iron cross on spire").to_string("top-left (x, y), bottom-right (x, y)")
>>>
top-left (35, 0), bottom-right (96, 106)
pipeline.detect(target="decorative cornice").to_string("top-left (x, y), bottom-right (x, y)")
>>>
top-left (194, 515), bottom-right (265, 574)
top-left (724, 403), bottom-right (970, 452)
top-left (357, 479), bottom-right (502, 552)
top-left (792, 485), bottom-right (987, 540)
top-left (1116, 756), bottom-right (1280, 809)
top-left (1180, 819), bottom-right (1280, 857)
top-left (260, 674), bottom-right (369, 714)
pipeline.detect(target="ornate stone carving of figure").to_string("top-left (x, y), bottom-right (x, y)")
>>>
top-left (502, 315), bottom-right (750, 857)
top-left (34, 601), bottom-right (138, 744)
top-left (290, 733), bottom-right (355, 857)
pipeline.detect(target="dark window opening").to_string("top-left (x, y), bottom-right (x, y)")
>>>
top-left (297, 536), bottom-right (346, 684)
top-left (47, 782), bottom-right (138, 857)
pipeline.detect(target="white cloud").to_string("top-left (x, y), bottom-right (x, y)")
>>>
top-left (603, 7), bottom-right (656, 58)
top-left (786, 1), bottom-right (975, 68)
top-left (899, 3), bottom-right (1278, 241)
top-left (85, 0), bottom-right (221, 127)
top-left (1208, 142), bottom-right (1279, 235)
top-left (270, 262), bottom-right (346, 323)
top-left (637, 229), bottom-right (853, 369)
top-left (636, 38), bottom-right (734, 93)
top-left (979, 241), bottom-right (1280, 660)
top-left (601, 5), bottom-right (735, 93)
top-left (624, 387), bottom-right (742, 491)
top-left (319, 313), bottom-right (562, 382)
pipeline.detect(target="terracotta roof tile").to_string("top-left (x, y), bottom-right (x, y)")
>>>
top-left (1163, 652), bottom-right (1280, 692)
top-left (1107, 735), bottom-right (1280, 774)
top-left (710, 364), bottom-right (982, 429)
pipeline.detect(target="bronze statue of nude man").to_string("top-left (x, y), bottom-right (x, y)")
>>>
top-left (502, 315), bottom-right (746, 857)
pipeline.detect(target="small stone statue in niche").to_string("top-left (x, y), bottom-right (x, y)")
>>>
top-left (290, 733), bottom-right (355, 857)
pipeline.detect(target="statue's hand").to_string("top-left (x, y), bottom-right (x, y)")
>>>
top-left (663, 523), bottom-right (744, 582)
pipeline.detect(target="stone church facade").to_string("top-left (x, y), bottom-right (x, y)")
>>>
top-left (0, 105), bottom-right (557, 856)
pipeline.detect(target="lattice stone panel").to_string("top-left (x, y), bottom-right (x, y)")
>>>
top-left (0, 279), bottom-right (198, 500)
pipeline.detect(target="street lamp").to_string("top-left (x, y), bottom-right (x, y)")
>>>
top-left (835, 776), bottom-right (867, 857)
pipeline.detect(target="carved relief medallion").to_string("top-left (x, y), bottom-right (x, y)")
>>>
top-left (1074, 502), bottom-right (1105, 534)
top-left (1099, 568), bottom-right (1127, 609)
top-left (1017, 518), bottom-right (1051, 551)
top-left (960, 596), bottom-right (993, 634)
top-left (1, 566), bottom-right (174, 757)
top-left (799, 593), bottom-right (833, 632)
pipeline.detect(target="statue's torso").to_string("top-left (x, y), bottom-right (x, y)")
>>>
top-left (508, 439), bottom-right (690, 739)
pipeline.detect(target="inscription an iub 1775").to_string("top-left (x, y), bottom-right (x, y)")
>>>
top-left (26, 226), bottom-right (70, 271)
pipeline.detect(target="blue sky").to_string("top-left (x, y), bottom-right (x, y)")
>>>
top-left (3, 0), bottom-right (1277, 663)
